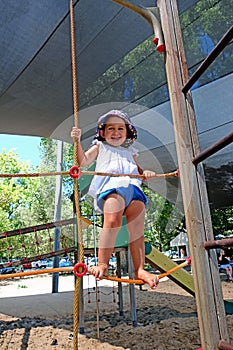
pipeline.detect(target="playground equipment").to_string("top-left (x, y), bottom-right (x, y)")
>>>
top-left (0, 1), bottom-right (233, 349)
top-left (0, 255), bottom-right (191, 282)
top-left (156, 1), bottom-right (233, 349)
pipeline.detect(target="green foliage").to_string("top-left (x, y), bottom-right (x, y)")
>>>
top-left (0, 143), bottom-right (232, 260)
top-left (181, 0), bottom-right (233, 82)
top-left (80, 0), bottom-right (232, 111)
top-left (0, 144), bottom-right (74, 259)
top-left (211, 206), bottom-right (233, 236)
top-left (143, 186), bottom-right (184, 251)
top-left (0, 151), bottom-right (39, 230)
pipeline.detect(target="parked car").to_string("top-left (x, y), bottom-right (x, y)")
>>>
top-left (88, 256), bottom-right (117, 270)
top-left (163, 250), bottom-right (179, 259)
top-left (31, 260), bottom-right (48, 269)
top-left (59, 257), bottom-right (72, 268)
top-left (46, 259), bottom-right (53, 268)
top-left (88, 257), bottom-right (98, 268)
top-left (109, 257), bottom-right (117, 270)
top-left (84, 256), bottom-right (91, 266)
top-left (0, 266), bottom-right (16, 274)
top-left (22, 261), bottom-right (32, 269)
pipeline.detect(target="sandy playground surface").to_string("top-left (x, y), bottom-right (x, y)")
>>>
top-left (0, 273), bottom-right (232, 350)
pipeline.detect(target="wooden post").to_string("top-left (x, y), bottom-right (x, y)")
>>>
top-left (157, 0), bottom-right (229, 349)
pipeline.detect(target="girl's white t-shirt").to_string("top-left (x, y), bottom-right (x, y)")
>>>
top-left (88, 141), bottom-right (142, 203)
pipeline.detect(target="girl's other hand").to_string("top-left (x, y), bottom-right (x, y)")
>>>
top-left (71, 127), bottom-right (82, 140)
top-left (143, 170), bottom-right (157, 180)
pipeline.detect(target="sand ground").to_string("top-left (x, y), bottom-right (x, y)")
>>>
top-left (0, 273), bottom-right (232, 350)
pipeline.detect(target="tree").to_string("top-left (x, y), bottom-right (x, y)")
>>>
top-left (0, 142), bottom-right (75, 260)
top-left (211, 206), bottom-right (233, 236)
top-left (0, 151), bottom-right (39, 230)
top-left (143, 186), bottom-right (184, 251)
top-left (0, 151), bottom-right (45, 258)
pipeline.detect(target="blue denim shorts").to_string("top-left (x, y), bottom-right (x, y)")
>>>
top-left (97, 184), bottom-right (148, 212)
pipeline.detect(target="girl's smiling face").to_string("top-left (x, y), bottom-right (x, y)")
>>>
top-left (100, 116), bottom-right (127, 147)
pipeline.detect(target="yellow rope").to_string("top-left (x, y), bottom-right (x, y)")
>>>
top-left (81, 169), bottom-right (179, 178)
top-left (0, 258), bottom-right (190, 283)
top-left (0, 169), bottom-right (179, 179)
top-left (0, 267), bottom-right (74, 280)
top-left (0, 171), bottom-right (70, 178)
top-left (69, 1), bottom-right (84, 348)
top-left (99, 258), bottom-right (190, 283)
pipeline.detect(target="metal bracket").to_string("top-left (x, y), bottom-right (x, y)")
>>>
top-left (112, 0), bottom-right (165, 52)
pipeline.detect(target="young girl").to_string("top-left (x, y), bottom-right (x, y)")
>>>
top-left (71, 109), bottom-right (159, 289)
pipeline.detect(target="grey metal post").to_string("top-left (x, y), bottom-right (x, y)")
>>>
top-left (128, 250), bottom-right (137, 327)
top-left (52, 140), bottom-right (63, 293)
top-left (116, 251), bottom-right (124, 316)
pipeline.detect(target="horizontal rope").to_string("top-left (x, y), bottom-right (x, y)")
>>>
top-left (0, 266), bottom-right (74, 280)
top-left (0, 169), bottom-right (179, 179)
top-left (82, 169), bottom-right (178, 179)
top-left (100, 258), bottom-right (190, 284)
top-left (0, 171), bottom-right (70, 178)
top-left (0, 257), bottom-right (190, 282)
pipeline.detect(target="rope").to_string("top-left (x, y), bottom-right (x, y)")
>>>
top-left (84, 169), bottom-right (179, 178)
top-left (0, 258), bottom-right (190, 282)
top-left (0, 171), bottom-right (70, 178)
top-left (0, 257), bottom-right (191, 284)
top-left (0, 267), bottom-right (74, 280)
top-left (89, 258), bottom-right (191, 284)
top-left (69, 1), bottom-right (84, 348)
top-left (0, 169), bottom-right (179, 179)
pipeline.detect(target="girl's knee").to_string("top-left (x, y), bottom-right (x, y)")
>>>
top-left (103, 213), bottom-right (123, 228)
top-left (125, 201), bottom-right (145, 223)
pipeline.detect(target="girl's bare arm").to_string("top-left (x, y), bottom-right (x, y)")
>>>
top-left (71, 127), bottom-right (99, 167)
top-left (133, 155), bottom-right (157, 180)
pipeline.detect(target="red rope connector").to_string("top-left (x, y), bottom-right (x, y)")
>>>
top-left (73, 262), bottom-right (87, 277)
top-left (69, 166), bottom-right (81, 179)
top-left (157, 44), bottom-right (165, 53)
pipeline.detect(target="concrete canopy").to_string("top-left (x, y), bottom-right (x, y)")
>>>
top-left (0, 0), bottom-right (232, 210)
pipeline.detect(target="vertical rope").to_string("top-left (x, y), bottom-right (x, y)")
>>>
top-left (70, 1), bottom-right (79, 129)
top-left (69, 1), bottom-right (84, 349)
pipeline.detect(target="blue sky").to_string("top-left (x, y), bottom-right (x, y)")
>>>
top-left (0, 134), bottom-right (41, 167)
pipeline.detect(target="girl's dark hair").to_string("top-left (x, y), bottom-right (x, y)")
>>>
top-left (94, 123), bottom-right (132, 141)
top-left (93, 109), bottom-right (138, 147)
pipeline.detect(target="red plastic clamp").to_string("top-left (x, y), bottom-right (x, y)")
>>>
top-left (69, 166), bottom-right (81, 179)
top-left (73, 262), bottom-right (88, 277)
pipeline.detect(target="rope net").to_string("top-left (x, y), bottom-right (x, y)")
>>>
top-left (0, 219), bottom-right (77, 270)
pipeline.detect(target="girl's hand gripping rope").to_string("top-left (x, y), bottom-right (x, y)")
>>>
top-left (71, 127), bottom-right (82, 141)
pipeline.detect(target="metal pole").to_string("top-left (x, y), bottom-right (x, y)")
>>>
top-left (192, 131), bottom-right (233, 166)
top-left (204, 238), bottom-right (233, 250)
top-left (182, 25), bottom-right (233, 93)
top-left (93, 209), bottom-right (100, 339)
top-left (128, 250), bottom-right (137, 327)
top-left (116, 251), bottom-right (124, 316)
top-left (52, 140), bottom-right (64, 293)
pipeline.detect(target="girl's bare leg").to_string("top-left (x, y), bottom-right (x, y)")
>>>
top-left (125, 201), bottom-right (159, 289)
top-left (90, 193), bottom-right (125, 280)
